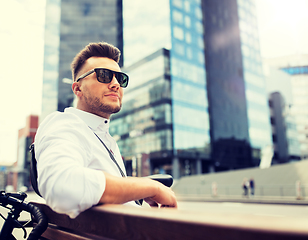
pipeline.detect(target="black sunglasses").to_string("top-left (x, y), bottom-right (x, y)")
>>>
top-left (76, 68), bottom-right (129, 88)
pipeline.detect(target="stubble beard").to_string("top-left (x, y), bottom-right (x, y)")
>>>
top-left (84, 95), bottom-right (121, 117)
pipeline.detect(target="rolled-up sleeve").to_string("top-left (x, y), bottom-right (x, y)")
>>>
top-left (35, 112), bottom-right (106, 218)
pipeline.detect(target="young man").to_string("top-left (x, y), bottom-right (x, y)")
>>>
top-left (34, 42), bottom-right (177, 218)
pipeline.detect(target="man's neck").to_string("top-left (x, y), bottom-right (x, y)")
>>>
top-left (76, 105), bottom-right (110, 119)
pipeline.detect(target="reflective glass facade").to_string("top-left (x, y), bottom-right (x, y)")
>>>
top-left (113, 0), bottom-right (210, 178)
top-left (285, 114), bottom-right (302, 159)
top-left (282, 66), bottom-right (308, 75)
top-left (265, 67), bottom-right (301, 162)
top-left (41, 0), bottom-right (123, 121)
top-left (237, 0), bottom-right (272, 149)
top-left (41, 0), bottom-right (61, 121)
top-left (203, 0), bottom-right (271, 169)
top-left (290, 74), bottom-right (308, 158)
top-left (170, 0), bottom-right (210, 155)
top-left (110, 49), bottom-right (172, 158)
top-left (264, 56), bottom-right (308, 159)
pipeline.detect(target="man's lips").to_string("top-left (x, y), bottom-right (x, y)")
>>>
top-left (105, 93), bottom-right (120, 99)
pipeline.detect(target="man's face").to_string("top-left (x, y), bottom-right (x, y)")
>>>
top-left (73, 57), bottom-right (124, 119)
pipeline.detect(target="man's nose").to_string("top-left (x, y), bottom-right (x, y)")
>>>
top-left (109, 75), bottom-right (120, 89)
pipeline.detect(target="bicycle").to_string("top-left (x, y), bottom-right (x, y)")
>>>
top-left (0, 191), bottom-right (48, 240)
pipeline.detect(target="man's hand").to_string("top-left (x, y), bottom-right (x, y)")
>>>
top-left (144, 181), bottom-right (177, 208)
top-left (100, 173), bottom-right (177, 208)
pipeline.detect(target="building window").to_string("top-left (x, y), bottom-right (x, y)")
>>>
top-left (197, 37), bottom-right (204, 49)
top-left (184, 1), bottom-right (190, 12)
top-left (198, 52), bottom-right (204, 64)
top-left (173, 26), bottom-right (184, 40)
top-left (173, 10), bottom-right (183, 24)
top-left (185, 32), bottom-right (192, 43)
top-left (195, 6), bottom-right (202, 20)
top-left (186, 47), bottom-right (192, 59)
top-left (185, 16), bottom-right (191, 28)
top-left (195, 21), bottom-right (203, 34)
top-left (174, 42), bottom-right (185, 55)
top-left (172, 0), bottom-right (182, 9)
top-left (83, 3), bottom-right (91, 16)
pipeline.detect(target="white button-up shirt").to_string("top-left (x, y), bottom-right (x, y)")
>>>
top-left (34, 107), bottom-right (136, 218)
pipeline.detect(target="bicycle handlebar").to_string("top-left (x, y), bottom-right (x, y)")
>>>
top-left (25, 202), bottom-right (48, 240)
top-left (0, 191), bottom-right (48, 240)
top-left (144, 174), bottom-right (174, 187)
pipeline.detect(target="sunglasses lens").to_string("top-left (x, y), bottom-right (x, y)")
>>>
top-left (96, 69), bottom-right (113, 83)
top-left (115, 73), bottom-right (128, 88)
top-left (96, 69), bottom-right (128, 88)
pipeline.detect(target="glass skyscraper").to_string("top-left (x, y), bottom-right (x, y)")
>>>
top-left (237, 0), bottom-right (272, 150)
top-left (169, 0), bottom-right (210, 163)
top-left (111, 0), bottom-right (210, 178)
top-left (281, 64), bottom-right (308, 159)
top-left (203, 0), bottom-right (272, 170)
top-left (41, 0), bottom-right (123, 121)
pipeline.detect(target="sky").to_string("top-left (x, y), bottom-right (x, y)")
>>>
top-left (0, 0), bottom-right (308, 164)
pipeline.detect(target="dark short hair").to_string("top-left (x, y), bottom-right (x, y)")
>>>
top-left (71, 42), bottom-right (121, 81)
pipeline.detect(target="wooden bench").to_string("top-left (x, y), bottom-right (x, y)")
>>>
top-left (32, 202), bottom-right (308, 240)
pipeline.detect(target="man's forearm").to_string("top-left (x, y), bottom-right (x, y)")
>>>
top-left (99, 173), bottom-right (177, 208)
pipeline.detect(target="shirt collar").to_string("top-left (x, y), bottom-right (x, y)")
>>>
top-left (65, 107), bottom-right (109, 131)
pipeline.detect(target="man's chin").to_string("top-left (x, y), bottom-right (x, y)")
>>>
top-left (101, 104), bottom-right (121, 114)
top-left (110, 102), bottom-right (121, 113)
top-left (112, 107), bottom-right (121, 114)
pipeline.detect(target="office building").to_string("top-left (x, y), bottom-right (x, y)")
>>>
top-left (41, 0), bottom-right (123, 121)
top-left (111, 0), bottom-right (274, 177)
top-left (110, 0), bottom-right (210, 178)
top-left (264, 54), bottom-right (308, 159)
top-left (203, 0), bottom-right (272, 169)
top-left (269, 92), bottom-right (301, 164)
top-left (265, 66), bottom-right (301, 163)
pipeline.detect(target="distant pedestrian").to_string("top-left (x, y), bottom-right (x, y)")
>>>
top-left (242, 178), bottom-right (249, 197)
top-left (212, 182), bottom-right (218, 197)
top-left (250, 178), bottom-right (255, 196)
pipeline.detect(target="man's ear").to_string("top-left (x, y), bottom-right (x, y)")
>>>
top-left (72, 82), bottom-right (82, 97)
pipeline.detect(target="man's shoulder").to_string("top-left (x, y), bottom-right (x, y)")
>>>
top-left (38, 109), bottom-right (88, 135)
top-left (41, 110), bottom-right (83, 126)
top-left (35, 109), bottom-right (93, 146)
